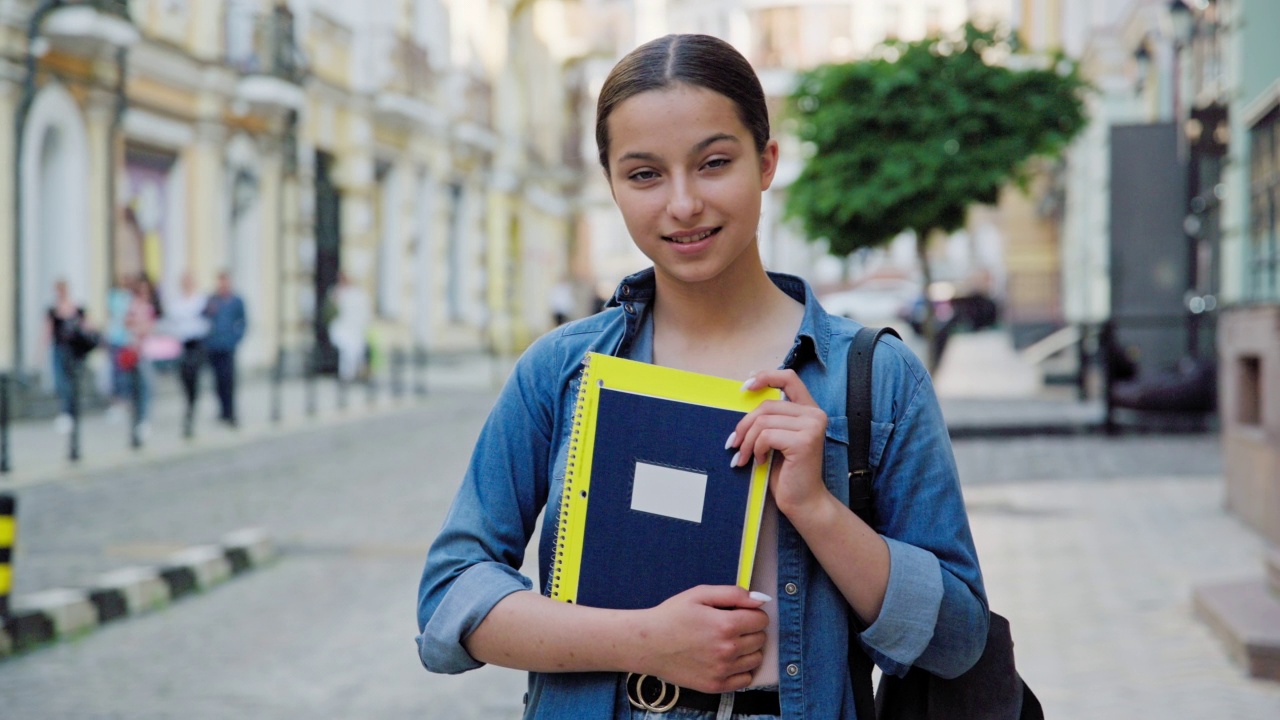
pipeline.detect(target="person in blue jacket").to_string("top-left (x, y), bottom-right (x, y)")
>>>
top-left (203, 270), bottom-right (247, 427)
top-left (417, 34), bottom-right (988, 719)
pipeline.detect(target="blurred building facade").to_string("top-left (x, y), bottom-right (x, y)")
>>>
top-left (0, 0), bottom-right (580, 404)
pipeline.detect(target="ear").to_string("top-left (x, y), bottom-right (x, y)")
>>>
top-left (758, 139), bottom-right (780, 191)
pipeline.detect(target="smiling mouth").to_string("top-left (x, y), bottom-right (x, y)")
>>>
top-left (663, 228), bottom-right (720, 244)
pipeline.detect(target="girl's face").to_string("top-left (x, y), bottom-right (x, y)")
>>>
top-left (605, 83), bottom-right (778, 288)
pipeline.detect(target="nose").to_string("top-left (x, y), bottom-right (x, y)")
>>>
top-left (666, 175), bottom-right (703, 221)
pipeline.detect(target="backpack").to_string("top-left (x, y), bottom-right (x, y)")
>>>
top-left (845, 326), bottom-right (1043, 720)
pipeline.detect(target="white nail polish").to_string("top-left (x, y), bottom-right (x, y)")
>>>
top-left (725, 432), bottom-right (736, 450)
top-left (730, 452), bottom-right (740, 468)
top-left (740, 377), bottom-right (755, 392)
top-left (749, 591), bottom-right (772, 603)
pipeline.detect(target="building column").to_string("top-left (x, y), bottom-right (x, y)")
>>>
top-left (85, 88), bottom-right (116, 325)
top-left (188, 120), bottom-right (226, 292)
top-left (0, 70), bottom-right (18, 371)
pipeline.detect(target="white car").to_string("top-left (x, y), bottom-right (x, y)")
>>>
top-left (818, 278), bottom-right (921, 325)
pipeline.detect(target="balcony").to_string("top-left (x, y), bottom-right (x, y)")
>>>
top-left (227, 5), bottom-right (305, 113)
top-left (451, 72), bottom-right (496, 152)
top-left (43, 0), bottom-right (140, 53)
top-left (373, 35), bottom-right (444, 131)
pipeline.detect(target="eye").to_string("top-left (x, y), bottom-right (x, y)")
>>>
top-left (627, 169), bottom-right (660, 182)
top-left (703, 157), bottom-right (731, 170)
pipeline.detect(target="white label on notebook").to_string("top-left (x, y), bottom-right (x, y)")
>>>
top-left (631, 462), bottom-right (707, 523)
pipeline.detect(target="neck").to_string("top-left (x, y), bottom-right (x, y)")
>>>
top-left (650, 251), bottom-right (792, 342)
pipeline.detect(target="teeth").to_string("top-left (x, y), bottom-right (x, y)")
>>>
top-left (667, 229), bottom-right (715, 244)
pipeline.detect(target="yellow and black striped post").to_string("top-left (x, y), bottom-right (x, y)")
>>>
top-left (0, 493), bottom-right (14, 619)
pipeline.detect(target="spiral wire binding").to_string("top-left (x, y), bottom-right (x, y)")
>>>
top-left (548, 353), bottom-right (595, 600)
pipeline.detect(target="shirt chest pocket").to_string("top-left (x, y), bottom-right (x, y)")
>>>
top-left (822, 415), bottom-right (895, 498)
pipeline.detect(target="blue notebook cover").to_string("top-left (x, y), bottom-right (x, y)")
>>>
top-left (575, 387), bottom-right (754, 610)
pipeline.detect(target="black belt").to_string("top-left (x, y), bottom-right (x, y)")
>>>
top-left (626, 673), bottom-right (780, 715)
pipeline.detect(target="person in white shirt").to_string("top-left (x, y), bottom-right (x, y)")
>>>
top-left (167, 272), bottom-right (210, 437)
top-left (328, 272), bottom-right (371, 384)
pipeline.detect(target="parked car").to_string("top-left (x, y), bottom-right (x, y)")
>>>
top-left (818, 278), bottom-right (921, 325)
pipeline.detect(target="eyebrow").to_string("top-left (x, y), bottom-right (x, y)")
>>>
top-left (616, 133), bottom-right (741, 165)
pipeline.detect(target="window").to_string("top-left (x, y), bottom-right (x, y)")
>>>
top-left (1248, 107), bottom-right (1280, 300)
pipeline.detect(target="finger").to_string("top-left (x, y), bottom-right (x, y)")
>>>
top-left (689, 584), bottom-right (770, 609)
top-left (733, 415), bottom-right (824, 467)
top-left (730, 401), bottom-right (825, 451)
top-left (742, 369), bottom-right (817, 406)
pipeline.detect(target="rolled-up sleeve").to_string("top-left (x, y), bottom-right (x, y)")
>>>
top-left (859, 339), bottom-right (989, 680)
top-left (417, 563), bottom-right (532, 673)
top-left (858, 537), bottom-right (944, 671)
top-left (415, 337), bottom-right (560, 674)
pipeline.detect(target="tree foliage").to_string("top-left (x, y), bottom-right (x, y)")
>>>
top-left (784, 24), bottom-right (1089, 257)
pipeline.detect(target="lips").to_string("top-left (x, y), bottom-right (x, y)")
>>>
top-left (663, 228), bottom-right (720, 244)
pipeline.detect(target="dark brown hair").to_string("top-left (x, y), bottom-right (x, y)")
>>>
top-left (595, 34), bottom-right (770, 173)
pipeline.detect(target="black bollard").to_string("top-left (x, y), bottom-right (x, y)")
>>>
top-left (305, 346), bottom-right (317, 418)
top-left (391, 348), bottom-right (404, 399)
top-left (0, 493), bottom-right (14, 620)
top-left (271, 347), bottom-right (284, 424)
top-left (68, 356), bottom-right (81, 463)
top-left (1, 374), bottom-right (10, 475)
top-left (413, 345), bottom-right (428, 397)
top-left (130, 364), bottom-right (142, 449)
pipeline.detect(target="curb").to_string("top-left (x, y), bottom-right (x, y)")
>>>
top-left (0, 528), bottom-right (274, 658)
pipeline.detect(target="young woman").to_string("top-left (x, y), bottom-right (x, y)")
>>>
top-left (417, 34), bottom-right (988, 719)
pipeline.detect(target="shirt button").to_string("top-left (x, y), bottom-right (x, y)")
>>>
top-left (624, 303), bottom-right (635, 315)
top-left (786, 663), bottom-right (800, 677)
top-left (621, 285), bottom-right (631, 297)
top-left (784, 582), bottom-right (798, 595)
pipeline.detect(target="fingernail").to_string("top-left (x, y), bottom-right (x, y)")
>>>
top-left (740, 376), bottom-right (755, 392)
top-left (730, 452), bottom-right (741, 468)
top-left (749, 591), bottom-right (772, 603)
top-left (725, 432), bottom-right (736, 450)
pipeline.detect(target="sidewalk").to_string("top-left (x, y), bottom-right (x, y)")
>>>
top-left (0, 353), bottom-right (512, 488)
top-left (931, 329), bottom-right (1107, 436)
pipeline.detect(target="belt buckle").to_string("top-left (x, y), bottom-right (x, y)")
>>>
top-left (626, 673), bottom-right (680, 713)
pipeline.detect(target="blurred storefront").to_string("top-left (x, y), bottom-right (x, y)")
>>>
top-left (1, 0), bottom-right (581, 413)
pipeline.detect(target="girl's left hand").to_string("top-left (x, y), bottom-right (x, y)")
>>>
top-left (729, 370), bottom-right (830, 519)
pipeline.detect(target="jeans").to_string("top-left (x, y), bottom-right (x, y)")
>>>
top-left (51, 344), bottom-right (76, 415)
top-left (207, 348), bottom-right (237, 422)
top-left (179, 340), bottom-right (204, 418)
top-left (628, 703), bottom-right (777, 720)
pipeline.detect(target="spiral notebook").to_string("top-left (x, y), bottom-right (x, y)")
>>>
top-left (548, 352), bottom-right (781, 610)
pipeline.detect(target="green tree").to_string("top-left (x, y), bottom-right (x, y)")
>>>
top-left (784, 23), bottom-right (1088, 365)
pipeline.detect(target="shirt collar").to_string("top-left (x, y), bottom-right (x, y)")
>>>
top-left (607, 268), bottom-right (831, 370)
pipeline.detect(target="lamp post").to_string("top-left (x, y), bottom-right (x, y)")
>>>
top-left (12, 0), bottom-right (66, 376)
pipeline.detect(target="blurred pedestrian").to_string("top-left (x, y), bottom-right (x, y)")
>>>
top-left (124, 274), bottom-right (160, 439)
top-left (45, 279), bottom-right (94, 434)
top-left (550, 277), bottom-right (574, 326)
top-left (167, 271), bottom-right (210, 437)
top-left (104, 274), bottom-right (136, 423)
top-left (327, 272), bottom-right (370, 384)
top-left (203, 271), bottom-right (247, 427)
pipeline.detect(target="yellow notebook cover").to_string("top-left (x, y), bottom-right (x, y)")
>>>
top-left (549, 352), bottom-right (782, 609)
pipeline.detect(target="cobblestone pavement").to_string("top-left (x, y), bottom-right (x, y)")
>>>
top-left (1, 391), bottom-right (1277, 718)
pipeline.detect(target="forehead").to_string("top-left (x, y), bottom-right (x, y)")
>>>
top-left (608, 85), bottom-right (746, 159)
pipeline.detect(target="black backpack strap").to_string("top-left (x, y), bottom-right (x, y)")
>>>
top-left (845, 325), bottom-right (901, 719)
top-left (846, 326), bottom-right (900, 526)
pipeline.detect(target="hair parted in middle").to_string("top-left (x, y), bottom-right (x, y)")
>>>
top-left (594, 34), bottom-right (771, 173)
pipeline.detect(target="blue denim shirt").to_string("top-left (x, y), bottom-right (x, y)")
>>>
top-left (417, 269), bottom-right (988, 719)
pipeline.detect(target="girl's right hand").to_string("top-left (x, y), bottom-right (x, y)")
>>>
top-left (634, 585), bottom-right (770, 694)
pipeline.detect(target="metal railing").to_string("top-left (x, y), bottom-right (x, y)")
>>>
top-left (383, 35), bottom-right (434, 98)
top-left (225, 6), bottom-right (303, 85)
